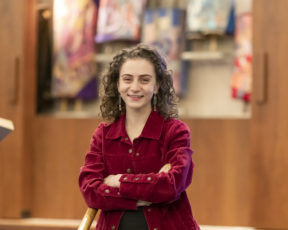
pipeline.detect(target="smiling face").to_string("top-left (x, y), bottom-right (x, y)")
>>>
top-left (118, 58), bottom-right (159, 114)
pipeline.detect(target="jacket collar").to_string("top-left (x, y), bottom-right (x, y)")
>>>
top-left (105, 111), bottom-right (164, 140)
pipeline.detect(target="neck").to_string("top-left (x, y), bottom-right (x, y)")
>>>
top-left (126, 107), bottom-right (152, 126)
top-left (125, 107), bottom-right (152, 142)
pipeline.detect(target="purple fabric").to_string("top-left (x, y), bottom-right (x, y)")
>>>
top-left (77, 77), bottom-right (98, 100)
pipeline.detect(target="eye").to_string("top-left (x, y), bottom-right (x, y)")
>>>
top-left (140, 77), bottom-right (151, 83)
top-left (123, 76), bottom-right (132, 82)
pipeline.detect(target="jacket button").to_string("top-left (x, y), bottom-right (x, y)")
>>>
top-left (135, 177), bottom-right (139, 181)
top-left (111, 225), bottom-right (116, 230)
top-left (136, 152), bottom-right (140, 156)
top-left (126, 168), bottom-right (131, 173)
top-left (123, 177), bottom-right (128, 180)
top-left (129, 149), bottom-right (132, 154)
top-left (153, 228), bottom-right (158, 230)
top-left (147, 177), bottom-right (151, 181)
top-left (105, 189), bottom-right (110, 193)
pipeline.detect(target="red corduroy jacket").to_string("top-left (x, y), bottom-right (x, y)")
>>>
top-left (79, 111), bottom-right (200, 230)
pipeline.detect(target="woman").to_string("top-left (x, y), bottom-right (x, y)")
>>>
top-left (79, 44), bottom-right (200, 230)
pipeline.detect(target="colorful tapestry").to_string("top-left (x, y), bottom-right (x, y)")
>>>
top-left (231, 0), bottom-right (252, 102)
top-left (52, 0), bottom-right (98, 99)
top-left (95, 0), bottom-right (146, 43)
top-left (186, 0), bottom-right (233, 33)
top-left (142, 8), bottom-right (185, 95)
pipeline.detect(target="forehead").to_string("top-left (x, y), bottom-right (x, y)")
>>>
top-left (120, 58), bottom-right (155, 76)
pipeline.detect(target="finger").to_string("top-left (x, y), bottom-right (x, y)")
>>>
top-left (159, 163), bottom-right (171, 173)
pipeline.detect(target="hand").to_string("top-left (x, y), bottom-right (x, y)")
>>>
top-left (159, 163), bottom-right (171, 173)
top-left (103, 174), bottom-right (122, 188)
top-left (137, 200), bottom-right (152, 207)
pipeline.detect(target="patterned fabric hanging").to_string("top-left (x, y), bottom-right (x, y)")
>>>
top-left (95, 0), bottom-right (146, 43)
top-left (186, 0), bottom-right (233, 33)
top-left (142, 8), bottom-right (185, 95)
top-left (231, 0), bottom-right (252, 102)
top-left (52, 0), bottom-right (98, 99)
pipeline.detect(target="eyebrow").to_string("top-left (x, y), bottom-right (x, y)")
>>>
top-left (120, 74), bottom-right (153, 78)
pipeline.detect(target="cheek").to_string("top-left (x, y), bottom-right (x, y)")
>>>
top-left (147, 87), bottom-right (156, 97)
top-left (118, 83), bottom-right (129, 96)
top-left (117, 81), bottom-right (124, 92)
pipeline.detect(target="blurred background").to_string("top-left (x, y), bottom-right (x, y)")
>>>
top-left (1, 0), bottom-right (288, 229)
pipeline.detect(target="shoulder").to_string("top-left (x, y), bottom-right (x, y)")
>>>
top-left (94, 121), bottom-right (110, 131)
top-left (162, 118), bottom-right (191, 142)
top-left (162, 118), bottom-right (192, 148)
top-left (91, 122), bottom-right (111, 138)
top-left (163, 117), bottom-right (190, 134)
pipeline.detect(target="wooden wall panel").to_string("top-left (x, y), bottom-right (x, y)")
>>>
top-left (31, 117), bottom-right (101, 218)
top-left (21, 0), bottom-right (37, 217)
top-left (184, 119), bottom-right (251, 226)
top-left (251, 0), bottom-right (288, 228)
top-left (0, 0), bottom-right (28, 218)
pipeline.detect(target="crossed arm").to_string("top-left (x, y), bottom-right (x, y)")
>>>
top-left (103, 163), bottom-right (171, 207)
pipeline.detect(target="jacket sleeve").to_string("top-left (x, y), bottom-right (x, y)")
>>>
top-left (119, 121), bottom-right (194, 204)
top-left (79, 123), bottom-right (137, 211)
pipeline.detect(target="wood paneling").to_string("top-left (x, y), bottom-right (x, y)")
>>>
top-left (251, 0), bottom-right (288, 228)
top-left (0, 0), bottom-right (26, 218)
top-left (21, 0), bottom-right (37, 216)
top-left (31, 117), bottom-right (100, 218)
top-left (0, 0), bottom-right (36, 218)
top-left (184, 119), bottom-right (251, 226)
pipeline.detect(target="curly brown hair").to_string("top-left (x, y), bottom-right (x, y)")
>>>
top-left (99, 43), bottom-right (178, 122)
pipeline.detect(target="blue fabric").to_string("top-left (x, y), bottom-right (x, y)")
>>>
top-left (226, 1), bottom-right (235, 35)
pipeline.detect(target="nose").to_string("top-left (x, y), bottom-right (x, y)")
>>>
top-left (130, 79), bottom-right (140, 91)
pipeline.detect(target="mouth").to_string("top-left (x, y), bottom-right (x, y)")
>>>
top-left (127, 94), bottom-right (144, 100)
